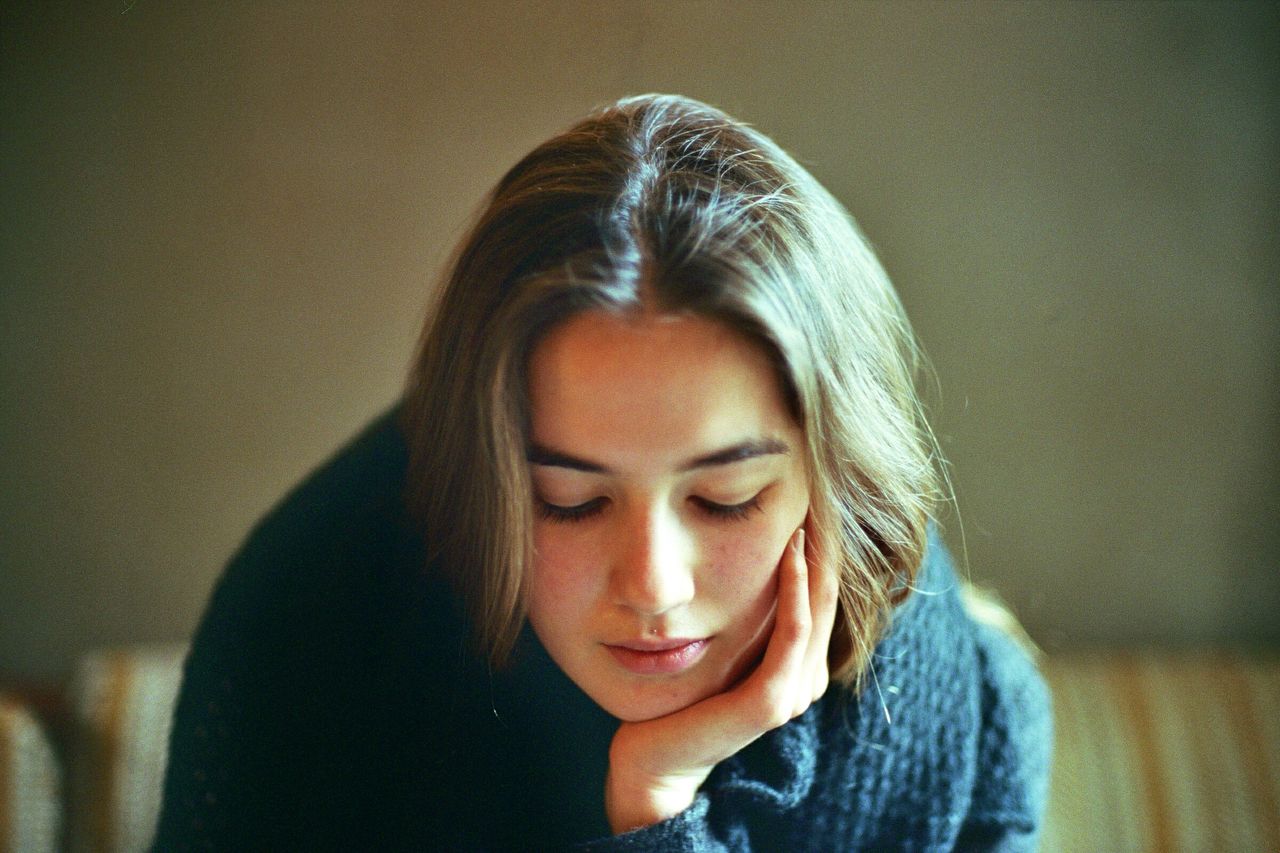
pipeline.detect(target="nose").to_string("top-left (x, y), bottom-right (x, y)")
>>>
top-left (610, 503), bottom-right (696, 616)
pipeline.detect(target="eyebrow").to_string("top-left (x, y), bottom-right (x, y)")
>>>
top-left (526, 438), bottom-right (790, 474)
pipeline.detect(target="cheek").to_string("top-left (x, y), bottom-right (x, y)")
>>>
top-left (702, 522), bottom-right (786, 599)
top-left (702, 492), bottom-right (808, 601)
top-left (528, 528), bottom-right (597, 619)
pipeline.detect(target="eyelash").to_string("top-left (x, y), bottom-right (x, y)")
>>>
top-left (536, 497), bottom-right (607, 523)
top-left (535, 494), bottom-right (764, 524)
top-left (692, 495), bottom-right (763, 521)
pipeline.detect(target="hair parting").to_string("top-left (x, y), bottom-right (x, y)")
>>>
top-left (403, 94), bottom-right (946, 691)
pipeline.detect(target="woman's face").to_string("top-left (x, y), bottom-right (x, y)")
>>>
top-left (525, 310), bottom-right (809, 722)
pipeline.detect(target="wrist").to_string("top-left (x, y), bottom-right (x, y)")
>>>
top-left (604, 768), bottom-right (702, 835)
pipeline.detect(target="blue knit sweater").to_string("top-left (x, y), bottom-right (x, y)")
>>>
top-left (152, 407), bottom-right (1052, 851)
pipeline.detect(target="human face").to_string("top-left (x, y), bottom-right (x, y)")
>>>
top-left (525, 311), bottom-right (809, 722)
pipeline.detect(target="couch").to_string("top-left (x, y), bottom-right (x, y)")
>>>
top-left (2, 645), bottom-right (1277, 852)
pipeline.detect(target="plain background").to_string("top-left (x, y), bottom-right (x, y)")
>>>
top-left (2, 1), bottom-right (1277, 684)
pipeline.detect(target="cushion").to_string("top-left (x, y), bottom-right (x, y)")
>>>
top-left (1041, 650), bottom-right (1280, 852)
top-left (0, 694), bottom-right (61, 853)
top-left (65, 644), bottom-right (187, 853)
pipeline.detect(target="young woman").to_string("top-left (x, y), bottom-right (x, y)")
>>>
top-left (153, 95), bottom-right (1051, 851)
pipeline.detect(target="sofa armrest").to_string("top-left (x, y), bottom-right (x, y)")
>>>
top-left (65, 644), bottom-right (187, 853)
top-left (0, 693), bottom-right (62, 853)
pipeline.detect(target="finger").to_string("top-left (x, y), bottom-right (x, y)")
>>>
top-left (760, 527), bottom-right (812, 683)
top-left (739, 526), bottom-right (812, 725)
top-left (799, 518), bottom-right (839, 704)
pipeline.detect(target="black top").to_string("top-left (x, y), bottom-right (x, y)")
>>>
top-left (151, 406), bottom-right (1051, 851)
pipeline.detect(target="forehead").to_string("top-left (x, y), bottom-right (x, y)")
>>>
top-left (526, 311), bottom-right (799, 471)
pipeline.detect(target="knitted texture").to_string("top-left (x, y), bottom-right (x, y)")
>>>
top-left (151, 406), bottom-right (1051, 851)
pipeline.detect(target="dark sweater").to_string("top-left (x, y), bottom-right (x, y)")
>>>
top-left (151, 407), bottom-right (1052, 851)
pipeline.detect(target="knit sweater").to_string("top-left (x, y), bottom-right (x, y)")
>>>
top-left (151, 406), bottom-right (1052, 852)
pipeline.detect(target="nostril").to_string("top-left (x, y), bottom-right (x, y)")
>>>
top-left (610, 507), bottom-right (697, 613)
top-left (613, 558), bottom-right (696, 615)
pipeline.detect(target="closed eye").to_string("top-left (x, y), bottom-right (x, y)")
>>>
top-left (690, 494), bottom-right (763, 521)
top-left (536, 496), bottom-right (607, 523)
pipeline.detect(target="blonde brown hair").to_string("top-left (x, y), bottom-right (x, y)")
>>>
top-left (403, 94), bottom-right (943, 690)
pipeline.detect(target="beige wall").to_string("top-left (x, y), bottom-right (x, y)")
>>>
top-left (3, 2), bottom-right (1277, 681)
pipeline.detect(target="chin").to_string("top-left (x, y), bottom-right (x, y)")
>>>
top-left (604, 690), bottom-right (701, 723)
top-left (594, 670), bottom-right (729, 722)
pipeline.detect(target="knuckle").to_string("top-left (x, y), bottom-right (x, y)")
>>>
top-left (763, 704), bottom-right (791, 730)
top-left (753, 681), bottom-right (793, 729)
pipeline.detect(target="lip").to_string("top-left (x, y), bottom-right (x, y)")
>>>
top-left (605, 638), bottom-right (710, 675)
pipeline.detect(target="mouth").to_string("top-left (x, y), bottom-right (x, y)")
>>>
top-left (604, 638), bottom-right (710, 675)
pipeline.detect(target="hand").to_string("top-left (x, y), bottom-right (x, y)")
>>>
top-left (604, 524), bottom-right (839, 834)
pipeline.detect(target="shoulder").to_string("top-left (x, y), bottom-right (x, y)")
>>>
top-left (235, 404), bottom-right (411, 570)
top-left (184, 402), bottom-right (430, 696)
top-left (205, 404), bottom-right (418, 619)
top-left (805, 531), bottom-right (1052, 848)
top-left (966, 618), bottom-right (1053, 828)
top-left (917, 532), bottom-right (1052, 834)
top-left (156, 405), bottom-right (469, 849)
top-left (905, 532), bottom-right (1052, 761)
top-left (942, 561), bottom-right (1054, 850)
top-left (184, 401), bottom-right (424, 663)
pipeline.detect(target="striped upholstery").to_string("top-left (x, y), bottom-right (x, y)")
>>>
top-left (65, 645), bottom-right (187, 853)
top-left (0, 695), bottom-right (61, 853)
top-left (1041, 651), bottom-right (1280, 853)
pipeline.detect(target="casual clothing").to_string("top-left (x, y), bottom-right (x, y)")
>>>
top-left (151, 406), bottom-right (1051, 851)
